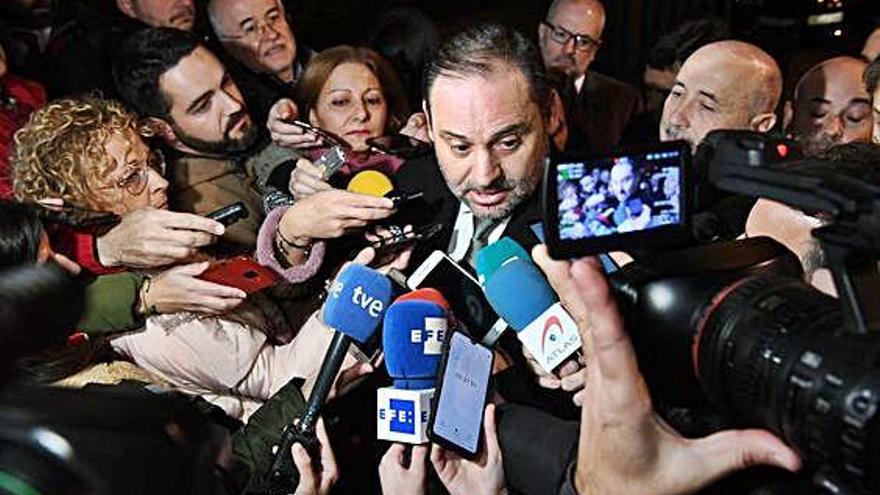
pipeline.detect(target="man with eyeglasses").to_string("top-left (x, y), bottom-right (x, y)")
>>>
top-left (208, 0), bottom-right (314, 126)
top-left (538, 0), bottom-right (641, 154)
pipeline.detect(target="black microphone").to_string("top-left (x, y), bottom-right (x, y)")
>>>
top-left (266, 264), bottom-right (392, 493)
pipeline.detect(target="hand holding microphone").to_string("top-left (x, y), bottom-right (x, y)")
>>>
top-left (267, 264), bottom-right (392, 493)
top-left (477, 238), bottom-right (585, 395)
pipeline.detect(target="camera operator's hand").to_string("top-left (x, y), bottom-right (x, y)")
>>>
top-left (399, 112), bottom-right (430, 143)
top-left (291, 419), bottom-right (338, 495)
top-left (96, 208), bottom-right (223, 268)
top-left (267, 98), bottom-right (324, 149)
top-left (431, 404), bottom-right (508, 495)
top-left (144, 262), bottom-right (246, 315)
top-left (278, 189), bottom-right (395, 243)
top-left (379, 444), bottom-right (428, 495)
top-left (289, 158), bottom-right (333, 200)
top-left (532, 245), bottom-right (801, 495)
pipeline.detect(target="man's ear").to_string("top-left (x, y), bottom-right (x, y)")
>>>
top-left (116, 0), bottom-right (138, 20)
top-left (146, 117), bottom-right (179, 146)
top-left (422, 100), bottom-right (434, 143)
top-left (781, 100), bottom-right (794, 133)
top-left (548, 88), bottom-right (565, 136)
top-left (751, 112), bottom-right (778, 134)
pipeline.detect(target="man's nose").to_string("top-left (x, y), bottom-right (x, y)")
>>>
top-left (471, 148), bottom-right (501, 186)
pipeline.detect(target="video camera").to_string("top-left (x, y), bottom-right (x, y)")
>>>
top-left (542, 130), bottom-right (880, 494)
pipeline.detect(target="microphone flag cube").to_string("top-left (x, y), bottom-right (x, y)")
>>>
top-left (323, 264), bottom-right (392, 343)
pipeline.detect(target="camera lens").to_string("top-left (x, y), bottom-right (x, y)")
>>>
top-left (695, 275), bottom-right (880, 491)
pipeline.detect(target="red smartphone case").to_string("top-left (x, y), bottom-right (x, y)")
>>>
top-left (199, 256), bottom-right (281, 294)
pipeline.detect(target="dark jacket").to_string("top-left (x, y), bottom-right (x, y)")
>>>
top-left (575, 71), bottom-right (643, 154)
top-left (225, 47), bottom-right (315, 128)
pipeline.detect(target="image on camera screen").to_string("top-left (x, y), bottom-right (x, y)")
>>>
top-left (556, 150), bottom-right (683, 241)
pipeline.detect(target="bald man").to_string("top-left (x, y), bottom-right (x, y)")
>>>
top-left (786, 56), bottom-right (873, 156)
top-left (865, 57), bottom-right (880, 144)
top-left (208, 0), bottom-right (313, 126)
top-left (660, 41), bottom-right (782, 153)
top-left (538, 0), bottom-right (641, 153)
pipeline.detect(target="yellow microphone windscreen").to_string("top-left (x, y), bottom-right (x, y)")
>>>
top-left (347, 170), bottom-right (394, 197)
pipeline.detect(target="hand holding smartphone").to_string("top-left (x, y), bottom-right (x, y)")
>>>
top-left (429, 329), bottom-right (494, 459)
top-left (198, 255), bottom-right (280, 294)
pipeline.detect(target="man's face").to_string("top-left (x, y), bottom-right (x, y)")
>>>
top-left (660, 52), bottom-right (759, 151)
top-left (426, 66), bottom-right (550, 220)
top-left (609, 163), bottom-right (635, 203)
top-left (213, 0), bottom-right (297, 81)
top-left (538, 1), bottom-right (603, 78)
top-left (790, 58), bottom-right (872, 156)
top-left (123, 0), bottom-right (195, 30)
top-left (159, 47), bottom-right (257, 155)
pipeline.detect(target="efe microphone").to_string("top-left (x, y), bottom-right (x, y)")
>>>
top-left (266, 264), bottom-right (392, 493)
top-left (377, 291), bottom-right (448, 443)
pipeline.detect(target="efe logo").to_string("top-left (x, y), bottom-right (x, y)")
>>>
top-left (410, 317), bottom-right (446, 355)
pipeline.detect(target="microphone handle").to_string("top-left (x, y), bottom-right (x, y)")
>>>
top-left (301, 331), bottom-right (352, 430)
top-left (266, 331), bottom-right (351, 493)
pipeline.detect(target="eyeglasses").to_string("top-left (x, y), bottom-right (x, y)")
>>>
top-left (109, 149), bottom-right (166, 196)
top-left (216, 10), bottom-right (285, 43)
top-left (542, 21), bottom-right (602, 52)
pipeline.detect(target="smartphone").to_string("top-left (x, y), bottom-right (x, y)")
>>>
top-left (370, 223), bottom-right (442, 255)
top-left (407, 251), bottom-right (508, 346)
top-left (198, 255), bottom-right (280, 294)
top-left (429, 329), bottom-right (494, 460)
top-left (367, 135), bottom-right (432, 160)
top-left (206, 202), bottom-right (249, 227)
top-left (542, 141), bottom-right (692, 259)
top-left (36, 203), bottom-right (121, 230)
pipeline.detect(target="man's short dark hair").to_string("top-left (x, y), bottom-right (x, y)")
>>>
top-left (422, 23), bottom-right (551, 118)
top-left (864, 57), bottom-right (880, 95)
top-left (113, 28), bottom-right (201, 120)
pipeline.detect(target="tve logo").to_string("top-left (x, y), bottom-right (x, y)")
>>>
top-left (410, 317), bottom-right (446, 355)
top-left (389, 398), bottom-right (415, 434)
top-left (352, 286), bottom-right (385, 318)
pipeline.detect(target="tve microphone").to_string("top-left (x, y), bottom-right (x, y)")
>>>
top-left (484, 259), bottom-right (582, 373)
top-left (377, 298), bottom-right (447, 444)
top-left (267, 264), bottom-right (392, 492)
top-left (475, 237), bottom-right (531, 286)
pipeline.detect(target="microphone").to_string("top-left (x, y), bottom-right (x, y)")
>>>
top-left (377, 294), bottom-right (448, 444)
top-left (475, 237), bottom-right (531, 286)
top-left (267, 264), bottom-right (392, 492)
top-left (347, 169), bottom-right (424, 205)
top-left (394, 287), bottom-right (450, 310)
top-left (483, 259), bottom-right (582, 374)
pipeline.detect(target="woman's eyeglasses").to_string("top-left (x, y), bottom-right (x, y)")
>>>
top-left (111, 149), bottom-right (166, 196)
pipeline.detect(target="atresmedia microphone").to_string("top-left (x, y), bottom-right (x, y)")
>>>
top-left (266, 263), bottom-right (392, 491)
top-left (478, 240), bottom-right (582, 373)
top-left (377, 291), bottom-right (448, 443)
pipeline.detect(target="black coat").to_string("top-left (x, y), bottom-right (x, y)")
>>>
top-left (575, 71), bottom-right (643, 154)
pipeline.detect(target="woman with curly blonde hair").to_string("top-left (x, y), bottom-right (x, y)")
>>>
top-left (11, 95), bottom-right (369, 420)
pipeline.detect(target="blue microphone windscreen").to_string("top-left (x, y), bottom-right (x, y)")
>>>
top-left (323, 264), bottom-right (392, 343)
top-left (383, 300), bottom-right (447, 389)
top-left (475, 237), bottom-right (530, 285)
top-left (484, 259), bottom-right (557, 331)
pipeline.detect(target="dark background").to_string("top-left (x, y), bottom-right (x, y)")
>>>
top-left (287, 0), bottom-right (880, 86)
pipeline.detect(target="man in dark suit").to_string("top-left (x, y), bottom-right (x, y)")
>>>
top-left (538, 0), bottom-right (641, 153)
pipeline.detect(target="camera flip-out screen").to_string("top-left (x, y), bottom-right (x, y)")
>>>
top-left (543, 141), bottom-right (691, 258)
